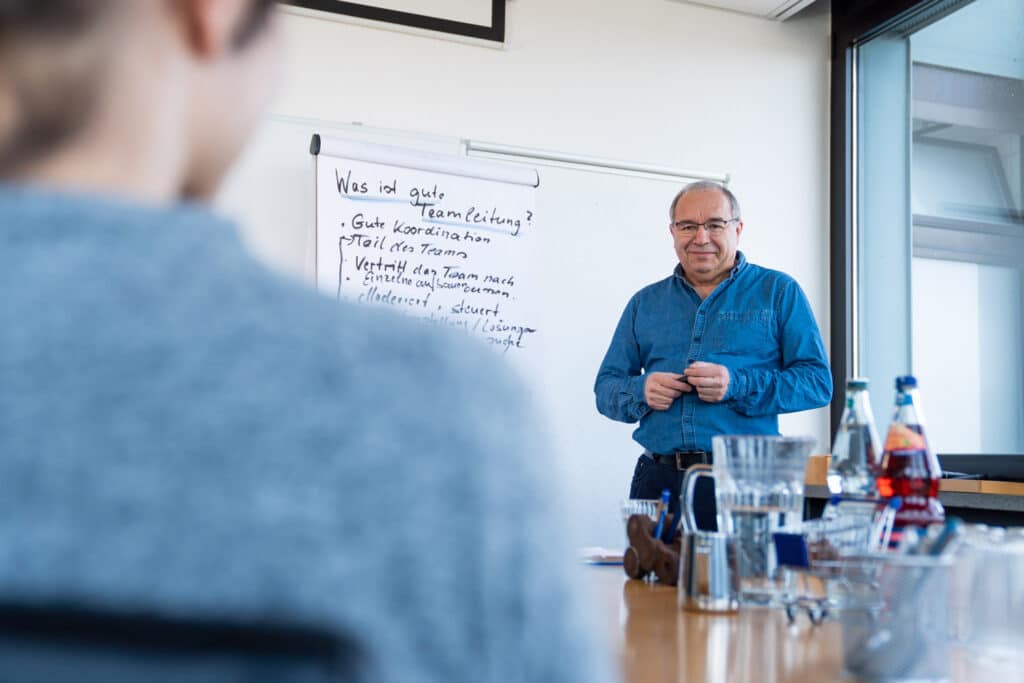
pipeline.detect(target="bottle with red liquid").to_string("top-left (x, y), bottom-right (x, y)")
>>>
top-left (877, 375), bottom-right (944, 527)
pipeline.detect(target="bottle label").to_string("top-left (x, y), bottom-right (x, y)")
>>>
top-left (884, 423), bottom-right (926, 451)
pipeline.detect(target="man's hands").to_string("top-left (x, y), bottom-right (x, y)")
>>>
top-left (644, 372), bottom-right (691, 410)
top-left (684, 361), bottom-right (730, 403)
top-left (644, 362), bottom-right (731, 409)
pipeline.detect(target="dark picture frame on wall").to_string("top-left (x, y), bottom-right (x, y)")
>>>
top-left (285, 1), bottom-right (505, 43)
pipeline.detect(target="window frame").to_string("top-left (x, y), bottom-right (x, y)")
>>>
top-left (829, 0), bottom-right (979, 432)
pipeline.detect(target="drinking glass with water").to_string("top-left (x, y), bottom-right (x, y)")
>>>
top-left (712, 434), bottom-right (815, 606)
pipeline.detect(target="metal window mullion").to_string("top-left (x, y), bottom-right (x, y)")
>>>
top-left (850, 46), bottom-right (860, 379)
top-left (905, 36), bottom-right (915, 376)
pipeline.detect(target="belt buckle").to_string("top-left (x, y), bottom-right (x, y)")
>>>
top-left (675, 451), bottom-right (707, 470)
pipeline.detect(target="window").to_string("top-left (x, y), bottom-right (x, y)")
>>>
top-left (834, 0), bottom-right (1024, 458)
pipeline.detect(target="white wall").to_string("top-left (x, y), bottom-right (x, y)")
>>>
top-left (224, 0), bottom-right (832, 548)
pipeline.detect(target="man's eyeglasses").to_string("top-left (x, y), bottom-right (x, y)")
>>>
top-left (670, 218), bottom-right (740, 235)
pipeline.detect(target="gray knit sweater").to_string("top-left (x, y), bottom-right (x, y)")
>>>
top-left (0, 186), bottom-right (611, 683)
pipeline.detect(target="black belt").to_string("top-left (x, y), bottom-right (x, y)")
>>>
top-left (643, 450), bottom-right (711, 471)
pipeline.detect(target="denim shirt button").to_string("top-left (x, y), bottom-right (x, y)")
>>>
top-left (693, 336), bottom-right (701, 343)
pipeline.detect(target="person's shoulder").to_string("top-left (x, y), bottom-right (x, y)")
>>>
top-left (743, 260), bottom-right (791, 281)
top-left (630, 272), bottom-right (677, 301)
top-left (222, 255), bottom-right (515, 410)
top-left (170, 203), bottom-right (529, 474)
top-left (741, 261), bottom-right (802, 290)
top-left (178, 238), bottom-right (533, 536)
top-left (103, 198), bottom-right (523, 444)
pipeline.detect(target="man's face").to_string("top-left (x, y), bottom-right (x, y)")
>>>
top-left (670, 189), bottom-right (743, 284)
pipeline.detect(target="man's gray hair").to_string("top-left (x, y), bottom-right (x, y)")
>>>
top-left (669, 181), bottom-right (741, 220)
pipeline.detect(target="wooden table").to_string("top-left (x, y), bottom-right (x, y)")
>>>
top-left (584, 565), bottom-right (1015, 683)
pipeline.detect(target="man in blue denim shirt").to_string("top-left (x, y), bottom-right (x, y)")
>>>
top-left (595, 182), bottom-right (832, 532)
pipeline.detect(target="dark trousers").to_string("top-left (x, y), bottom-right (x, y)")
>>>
top-left (629, 453), bottom-right (718, 538)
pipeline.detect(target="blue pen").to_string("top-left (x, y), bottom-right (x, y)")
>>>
top-left (927, 517), bottom-right (963, 556)
top-left (652, 489), bottom-right (670, 540)
top-left (878, 497), bottom-right (902, 550)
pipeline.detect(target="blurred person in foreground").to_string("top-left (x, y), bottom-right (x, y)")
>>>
top-left (0, 2), bottom-right (611, 681)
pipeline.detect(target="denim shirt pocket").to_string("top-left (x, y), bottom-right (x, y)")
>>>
top-left (713, 309), bottom-right (774, 355)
